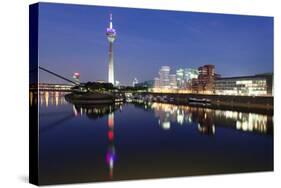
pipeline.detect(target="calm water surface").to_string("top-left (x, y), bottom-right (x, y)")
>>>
top-left (35, 92), bottom-right (273, 185)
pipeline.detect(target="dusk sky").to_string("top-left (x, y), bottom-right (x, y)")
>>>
top-left (38, 3), bottom-right (273, 85)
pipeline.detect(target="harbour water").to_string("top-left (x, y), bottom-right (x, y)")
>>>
top-left (35, 92), bottom-right (273, 185)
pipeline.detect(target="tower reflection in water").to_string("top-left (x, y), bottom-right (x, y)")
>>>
top-left (106, 112), bottom-right (116, 179)
top-left (71, 102), bottom-right (120, 180)
top-left (150, 102), bottom-right (272, 135)
top-left (37, 92), bottom-right (119, 179)
top-left (36, 92), bottom-right (273, 182)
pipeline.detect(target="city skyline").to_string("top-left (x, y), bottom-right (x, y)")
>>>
top-left (38, 3), bottom-right (273, 85)
top-left (30, 3), bottom-right (274, 185)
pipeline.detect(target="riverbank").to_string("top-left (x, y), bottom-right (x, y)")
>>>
top-left (142, 92), bottom-right (273, 115)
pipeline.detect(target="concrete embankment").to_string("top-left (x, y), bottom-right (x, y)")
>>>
top-left (145, 92), bottom-right (273, 114)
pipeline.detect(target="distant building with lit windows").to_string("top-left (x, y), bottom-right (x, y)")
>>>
top-left (176, 69), bottom-right (185, 88)
top-left (176, 68), bottom-right (198, 89)
top-left (185, 68), bottom-right (199, 88)
top-left (154, 77), bottom-right (160, 88)
top-left (185, 68), bottom-right (199, 82)
top-left (215, 73), bottom-right (273, 96)
top-left (198, 64), bottom-right (215, 86)
top-left (159, 66), bottom-right (171, 88)
top-left (169, 74), bottom-right (177, 89)
top-left (192, 64), bottom-right (217, 94)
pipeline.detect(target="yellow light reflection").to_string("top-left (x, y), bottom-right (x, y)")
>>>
top-left (45, 92), bottom-right (49, 107)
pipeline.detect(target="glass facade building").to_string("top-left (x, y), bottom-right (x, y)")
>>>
top-left (159, 66), bottom-right (171, 88)
top-left (215, 74), bottom-right (273, 96)
top-left (176, 68), bottom-right (199, 89)
top-left (169, 74), bottom-right (177, 89)
top-left (176, 68), bottom-right (185, 88)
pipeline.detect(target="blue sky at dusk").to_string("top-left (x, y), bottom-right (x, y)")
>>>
top-left (38, 3), bottom-right (273, 85)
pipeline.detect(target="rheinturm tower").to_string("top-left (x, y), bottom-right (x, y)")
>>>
top-left (106, 14), bottom-right (116, 85)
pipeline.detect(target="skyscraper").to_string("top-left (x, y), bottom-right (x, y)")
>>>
top-left (159, 66), bottom-right (170, 88)
top-left (176, 68), bottom-right (198, 89)
top-left (193, 64), bottom-right (216, 93)
top-left (169, 74), bottom-right (177, 89)
top-left (154, 77), bottom-right (160, 88)
top-left (106, 14), bottom-right (116, 85)
top-left (176, 69), bottom-right (185, 88)
top-left (184, 68), bottom-right (199, 82)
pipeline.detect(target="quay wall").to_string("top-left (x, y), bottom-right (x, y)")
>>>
top-left (143, 92), bottom-right (273, 112)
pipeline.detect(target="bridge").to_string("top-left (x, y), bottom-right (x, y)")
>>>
top-left (39, 66), bottom-right (79, 85)
top-left (37, 83), bottom-right (74, 92)
top-left (30, 66), bottom-right (81, 92)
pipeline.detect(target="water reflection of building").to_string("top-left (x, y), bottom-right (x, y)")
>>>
top-left (37, 91), bottom-right (69, 107)
top-left (215, 110), bottom-right (270, 134)
top-left (72, 102), bottom-right (122, 119)
top-left (196, 108), bottom-right (215, 135)
top-left (29, 91), bottom-right (38, 106)
top-left (150, 102), bottom-right (272, 135)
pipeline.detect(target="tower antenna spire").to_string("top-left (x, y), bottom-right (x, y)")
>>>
top-left (109, 13), bottom-right (113, 29)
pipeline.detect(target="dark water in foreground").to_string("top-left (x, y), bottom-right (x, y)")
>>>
top-left (35, 92), bottom-right (273, 185)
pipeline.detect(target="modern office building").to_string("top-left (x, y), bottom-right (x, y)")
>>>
top-left (198, 64), bottom-right (215, 84)
top-left (184, 68), bottom-right (199, 82)
top-left (191, 64), bottom-right (216, 93)
top-left (215, 73), bottom-right (273, 96)
top-left (185, 68), bottom-right (199, 89)
top-left (159, 66), bottom-right (171, 88)
top-left (106, 14), bottom-right (116, 85)
top-left (154, 77), bottom-right (160, 88)
top-left (176, 68), bottom-right (185, 88)
top-left (176, 68), bottom-right (199, 89)
top-left (169, 74), bottom-right (177, 89)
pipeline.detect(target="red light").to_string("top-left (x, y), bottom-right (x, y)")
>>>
top-left (109, 170), bottom-right (113, 179)
top-left (108, 131), bottom-right (114, 140)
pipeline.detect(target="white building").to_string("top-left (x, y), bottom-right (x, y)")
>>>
top-left (159, 66), bottom-right (170, 88)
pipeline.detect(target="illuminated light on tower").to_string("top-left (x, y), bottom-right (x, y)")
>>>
top-left (73, 72), bottom-right (80, 84)
top-left (106, 13), bottom-right (116, 85)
